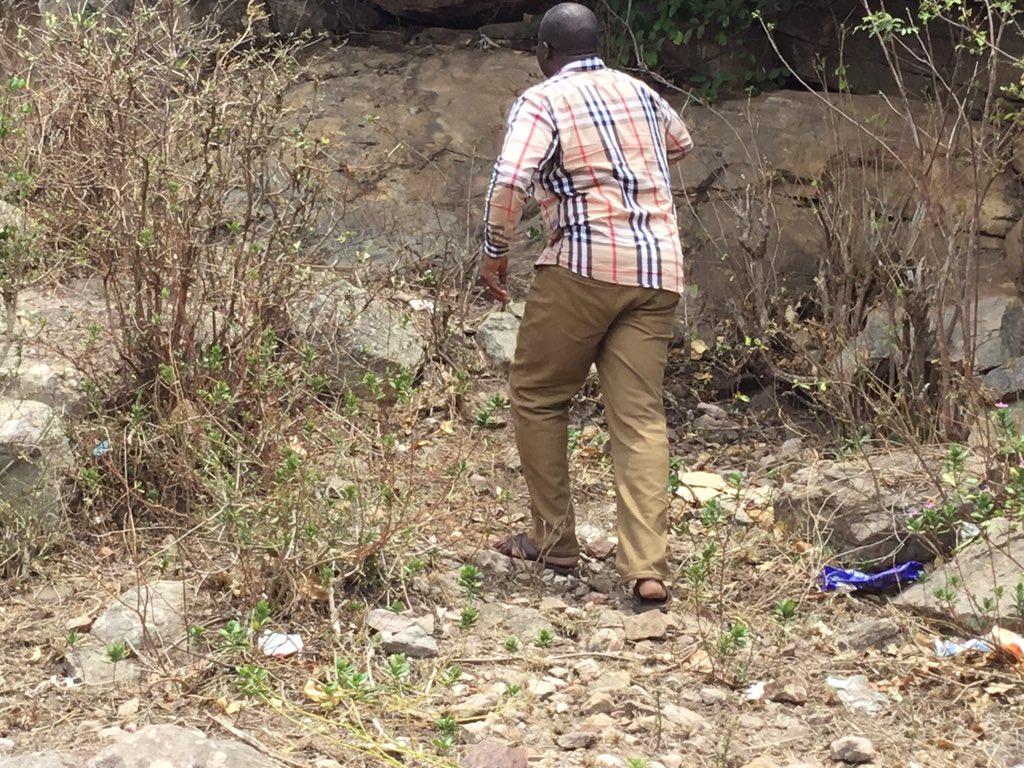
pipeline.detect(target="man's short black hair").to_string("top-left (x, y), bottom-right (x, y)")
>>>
top-left (539, 2), bottom-right (600, 57)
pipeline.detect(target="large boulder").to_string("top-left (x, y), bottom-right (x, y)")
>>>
top-left (372, 0), bottom-right (545, 26)
top-left (893, 517), bottom-right (1024, 631)
top-left (292, 278), bottom-right (425, 391)
top-left (837, 292), bottom-right (1024, 380)
top-left (0, 399), bottom-right (72, 527)
top-left (775, 449), bottom-right (973, 566)
top-left (91, 580), bottom-right (190, 649)
top-left (0, 725), bottom-right (276, 768)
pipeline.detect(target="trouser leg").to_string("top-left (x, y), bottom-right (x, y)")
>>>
top-left (509, 267), bottom-right (611, 558)
top-left (595, 288), bottom-right (678, 581)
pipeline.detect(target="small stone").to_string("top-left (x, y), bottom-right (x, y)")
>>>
top-left (98, 726), bottom-right (126, 740)
top-left (661, 704), bottom-right (710, 737)
top-left (584, 539), bottom-right (616, 560)
top-left (741, 759), bottom-right (782, 768)
top-left (116, 698), bottom-right (140, 719)
top-left (573, 658), bottom-right (601, 681)
top-left (450, 692), bottom-right (501, 719)
top-left (594, 756), bottom-right (626, 768)
top-left (475, 549), bottom-right (512, 575)
top-left (737, 714), bottom-right (766, 730)
top-left (589, 670), bottom-right (631, 692)
top-left (539, 596), bottom-right (568, 612)
top-left (468, 474), bottom-right (491, 493)
top-left (314, 760), bottom-right (343, 768)
top-left (476, 313), bottom-right (520, 370)
top-left (581, 713), bottom-right (616, 733)
top-left (557, 731), bottom-right (597, 750)
top-left (623, 610), bottom-right (669, 642)
top-left (660, 757), bottom-right (683, 768)
top-left (459, 720), bottom-right (491, 745)
top-left (836, 618), bottom-right (902, 652)
top-left (527, 678), bottom-right (558, 699)
top-left (586, 627), bottom-right (625, 652)
top-left (365, 609), bottom-right (415, 634)
top-left (461, 739), bottom-right (529, 768)
top-left (0, 737), bottom-right (15, 755)
top-left (582, 691), bottom-right (616, 716)
top-left (696, 402), bottom-right (729, 419)
top-left (700, 687), bottom-right (729, 704)
top-left (66, 613), bottom-right (94, 632)
top-left (830, 736), bottom-right (877, 764)
top-left (766, 674), bottom-right (808, 705)
top-left (383, 624), bottom-right (438, 658)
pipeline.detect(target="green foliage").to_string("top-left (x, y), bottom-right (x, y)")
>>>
top-left (535, 628), bottom-right (556, 648)
top-left (772, 597), bottom-right (798, 622)
top-left (459, 605), bottom-right (480, 630)
top-left (598, 0), bottom-right (790, 97)
top-left (234, 664), bottom-right (271, 697)
top-left (458, 564), bottom-right (483, 599)
top-left (105, 642), bottom-right (129, 663)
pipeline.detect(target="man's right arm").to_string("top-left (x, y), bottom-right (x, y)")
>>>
top-left (659, 95), bottom-right (693, 164)
top-left (483, 90), bottom-right (557, 259)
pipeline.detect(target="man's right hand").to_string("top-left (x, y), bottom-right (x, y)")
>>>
top-left (479, 255), bottom-right (510, 305)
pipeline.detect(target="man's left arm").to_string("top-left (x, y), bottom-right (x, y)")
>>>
top-left (480, 91), bottom-right (557, 302)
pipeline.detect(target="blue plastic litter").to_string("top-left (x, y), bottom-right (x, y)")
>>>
top-left (92, 440), bottom-right (111, 458)
top-left (818, 561), bottom-right (924, 593)
top-left (934, 638), bottom-right (992, 657)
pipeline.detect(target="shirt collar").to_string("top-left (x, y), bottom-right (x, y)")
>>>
top-left (555, 57), bottom-right (606, 76)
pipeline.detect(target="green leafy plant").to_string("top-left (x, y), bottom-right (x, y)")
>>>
top-left (105, 642), bottom-right (129, 663)
top-left (459, 605), bottom-right (480, 631)
top-left (503, 636), bottom-right (519, 652)
top-left (772, 598), bottom-right (798, 623)
top-left (535, 628), bottom-right (555, 648)
top-left (458, 564), bottom-right (483, 600)
top-left (234, 664), bottom-right (270, 697)
top-left (218, 620), bottom-right (250, 652)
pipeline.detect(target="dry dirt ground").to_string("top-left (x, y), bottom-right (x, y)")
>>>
top-left (1, 315), bottom-right (1023, 768)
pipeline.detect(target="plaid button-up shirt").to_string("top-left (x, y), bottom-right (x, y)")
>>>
top-left (483, 57), bottom-right (692, 294)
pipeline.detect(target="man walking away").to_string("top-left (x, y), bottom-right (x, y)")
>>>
top-left (480, 2), bottom-right (693, 609)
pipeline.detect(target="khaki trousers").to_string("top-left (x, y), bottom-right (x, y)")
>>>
top-left (509, 265), bottom-right (679, 583)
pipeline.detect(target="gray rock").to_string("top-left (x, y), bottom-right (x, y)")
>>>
top-left (475, 312), bottom-right (520, 370)
top-left (91, 580), bottom-right (189, 650)
top-left (775, 449), bottom-right (963, 566)
top-left (830, 736), bottom-right (877, 764)
top-left (0, 741), bottom-right (13, 757)
top-left (64, 643), bottom-right (142, 686)
top-left (623, 609), bottom-right (670, 642)
top-left (660, 704), bottom-right (710, 737)
top-left (0, 755), bottom-right (76, 768)
top-left (293, 280), bottom-right (424, 394)
top-left (365, 609), bottom-right (433, 636)
top-left (383, 624), bottom-right (439, 658)
top-left (82, 724), bottom-right (275, 768)
top-left (373, 0), bottom-right (534, 25)
top-left (836, 618), bottom-right (902, 651)
top-left (0, 726), bottom-right (272, 768)
top-left (461, 740), bottom-right (528, 768)
top-left (450, 692), bottom-right (501, 719)
top-left (765, 673), bottom-right (808, 705)
top-left (585, 627), bottom-right (625, 652)
top-left (556, 731), bottom-right (597, 750)
top-left (981, 355), bottom-right (1024, 399)
top-left (0, 399), bottom-right (73, 528)
top-left (893, 517), bottom-right (1024, 631)
top-left (581, 691), bottom-right (616, 716)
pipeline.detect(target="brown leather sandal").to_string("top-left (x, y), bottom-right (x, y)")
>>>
top-left (493, 532), bottom-right (578, 575)
top-left (632, 579), bottom-right (672, 612)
